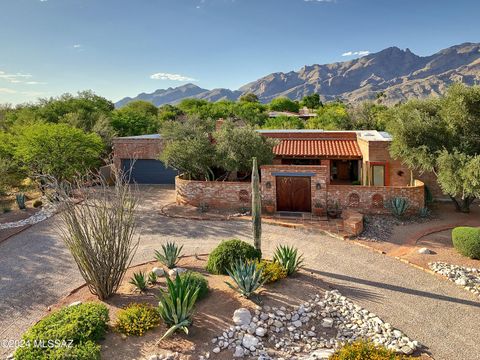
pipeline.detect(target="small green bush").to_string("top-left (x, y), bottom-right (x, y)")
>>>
top-left (225, 259), bottom-right (266, 298)
top-left (206, 239), bottom-right (261, 275)
top-left (115, 303), bottom-right (160, 336)
top-left (452, 227), bottom-right (480, 259)
top-left (273, 245), bottom-right (304, 275)
top-left (33, 199), bottom-right (43, 208)
top-left (154, 242), bottom-right (183, 269)
top-left (14, 303), bottom-right (109, 360)
top-left (179, 271), bottom-right (209, 299)
top-left (331, 340), bottom-right (412, 359)
top-left (256, 259), bottom-right (287, 283)
top-left (129, 271), bottom-right (148, 292)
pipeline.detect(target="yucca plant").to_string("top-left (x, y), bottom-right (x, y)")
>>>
top-left (157, 274), bottom-right (199, 341)
top-left (129, 271), bottom-right (148, 292)
top-left (155, 242), bottom-right (183, 269)
top-left (148, 271), bottom-right (158, 285)
top-left (16, 193), bottom-right (26, 210)
top-left (388, 197), bottom-right (409, 218)
top-left (273, 245), bottom-right (304, 275)
top-left (225, 260), bottom-right (266, 298)
top-left (419, 207), bottom-right (430, 218)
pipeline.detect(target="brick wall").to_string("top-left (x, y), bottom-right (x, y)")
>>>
top-left (112, 138), bottom-right (164, 169)
top-left (327, 180), bottom-right (425, 214)
top-left (176, 176), bottom-right (251, 210)
top-left (414, 170), bottom-right (448, 200)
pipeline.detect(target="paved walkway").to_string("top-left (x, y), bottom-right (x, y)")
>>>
top-left (1, 188), bottom-right (479, 359)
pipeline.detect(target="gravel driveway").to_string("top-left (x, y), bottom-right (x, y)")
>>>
top-left (0, 187), bottom-right (479, 359)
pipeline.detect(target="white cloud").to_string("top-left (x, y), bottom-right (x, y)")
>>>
top-left (0, 88), bottom-right (17, 94)
top-left (73, 44), bottom-right (82, 48)
top-left (150, 72), bottom-right (197, 82)
top-left (0, 71), bottom-right (33, 83)
top-left (342, 50), bottom-right (370, 57)
top-left (25, 81), bottom-right (47, 85)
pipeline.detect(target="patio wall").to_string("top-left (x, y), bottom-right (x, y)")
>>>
top-left (175, 176), bottom-right (251, 210)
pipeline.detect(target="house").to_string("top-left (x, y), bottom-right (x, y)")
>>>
top-left (112, 126), bottom-right (426, 215)
top-left (268, 107), bottom-right (317, 120)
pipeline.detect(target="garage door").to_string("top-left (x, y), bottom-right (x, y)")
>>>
top-left (121, 159), bottom-right (178, 184)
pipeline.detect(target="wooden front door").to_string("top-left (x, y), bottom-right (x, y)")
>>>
top-left (337, 161), bottom-right (350, 180)
top-left (276, 176), bottom-right (312, 212)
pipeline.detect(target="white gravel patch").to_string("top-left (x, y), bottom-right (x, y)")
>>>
top-left (429, 262), bottom-right (480, 297)
top-left (0, 203), bottom-right (57, 230)
top-left (203, 290), bottom-right (419, 359)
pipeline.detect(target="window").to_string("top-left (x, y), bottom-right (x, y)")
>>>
top-left (372, 165), bottom-right (385, 186)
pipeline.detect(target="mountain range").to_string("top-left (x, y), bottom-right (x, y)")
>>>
top-left (115, 42), bottom-right (480, 108)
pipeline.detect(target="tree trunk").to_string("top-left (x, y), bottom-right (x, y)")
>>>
top-left (251, 157), bottom-right (262, 256)
top-left (450, 196), bottom-right (475, 213)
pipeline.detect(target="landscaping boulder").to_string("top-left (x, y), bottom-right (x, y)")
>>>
top-left (152, 267), bottom-right (165, 276)
top-left (233, 308), bottom-right (252, 326)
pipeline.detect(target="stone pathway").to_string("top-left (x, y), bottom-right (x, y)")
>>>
top-left (0, 203), bottom-right (57, 230)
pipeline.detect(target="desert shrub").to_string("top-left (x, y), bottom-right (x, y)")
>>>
top-left (206, 239), bottom-right (261, 275)
top-left (179, 271), bottom-right (209, 299)
top-left (33, 199), bottom-right (43, 208)
top-left (14, 303), bottom-right (109, 360)
top-left (387, 197), bottom-right (409, 218)
top-left (2, 205), bottom-right (11, 213)
top-left (129, 271), bottom-right (148, 292)
top-left (273, 245), bottom-right (304, 275)
top-left (16, 193), bottom-right (26, 210)
top-left (225, 259), bottom-right (266, 298)
top-left (452, 227), bottom-right (480, 259)
top-left (256, 259), bottom-right (287, 283)
top-left (148, 271), bottom-right (158, 285)
top-left (115, 303), bottom-right (160, 336)
top-left (158, 274), bottom-right (199, 340)
top-left (154, 242), bottom-right (183, 269)
top-left (330, 340), bottom-right (412, 359)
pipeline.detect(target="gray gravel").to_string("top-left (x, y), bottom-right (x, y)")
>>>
top-left (0, 187), bottom-right (479, 360)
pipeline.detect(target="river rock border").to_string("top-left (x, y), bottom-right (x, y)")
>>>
top-left (0, 203), bottom-right (57, 230)
top-left (429, 262), bottom-right (480, 297)
top-left (203, 290), bottom-right (419, 359)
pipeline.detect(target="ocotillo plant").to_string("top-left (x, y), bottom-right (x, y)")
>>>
top-left (251, 157), bottom-right (262, 255)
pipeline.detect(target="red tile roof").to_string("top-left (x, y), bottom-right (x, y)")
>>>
top-left (273, 139), bottom-right (362, 159)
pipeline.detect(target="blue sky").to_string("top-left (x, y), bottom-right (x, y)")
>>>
top-left (0, 0), bottom-right (479, 104)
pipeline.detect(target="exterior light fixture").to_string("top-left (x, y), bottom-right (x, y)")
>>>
top-left (316, 182), bottom-right (322, 190)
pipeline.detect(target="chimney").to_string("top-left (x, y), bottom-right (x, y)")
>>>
top-left (215, 118), bottom-right (225, 131)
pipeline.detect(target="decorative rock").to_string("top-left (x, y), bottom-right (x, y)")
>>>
top-left (212, 347), bottom-right (220, 354)
top-left (168, 267), bottom-right (187, 277)
top-left (68, 301), bottom-right (82, 307)
top-left (233, 345), bottom-right (244, 357)
top-left (418, 247), bottom-right (433, 254)
top-left (242, 334), bottom-right (259, 349)
top-left (293, 320), bottom-right (302, 328)
top-left (147, 355), bottom-right (158, 360)
top-left (152, 267), bottom-right (165, 276)
top-left (255, 327), bottom-right (267, 337)
top-left (233, 308), bottom-right (252, 326)
top-left (321, 318), bottom-right (334, 328)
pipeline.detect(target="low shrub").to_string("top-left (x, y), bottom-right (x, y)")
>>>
top-left (2, 206), bottom-right (11, 213)
top-left (14, 303), bottom-right (109, 360)
top-left (129, 271), bottom-right (148, 292)
top-left (179, 271), bottom-right (209, 299)
top-left (273, 245), bottom-right (304, 275)
top-left (33, 199), bottom-right (43, 208)
top-left (387, 197), bottom-right (409, 218)
top-left (154, 242), bottom-right (183, 269)
top-left (225, 259), bottom-right (266, 298)
top-left (158, 274), bottom-right (199, 340)
top-left (256, 259), bottom-right (287, 283)
top-left (330, 340), bottom-right (412, 359)
top-left (115, 303), bottom-right (160, 336)
top-left (206, 239), bottom-right (261, 275)
top-left (452, 227), bottom-right (480, 259)
top-left (148, 271), bottom-right (158, 285)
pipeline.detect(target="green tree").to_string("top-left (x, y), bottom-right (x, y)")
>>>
top-left (111, 100), bottom-right (160, 137)
top-left (387, 83), bottom-right (480, 212)
top-left (0, 131), bottom-right (25, 193)
top-left (348, 102), bottom-right (389, 130)
top-left (306, 102), bottom-right (351, 129)
top-left (233, 102), bottom-right (268, 127)
top-left (262, 115), bottom-right (304, 129)
top-left (269, 97), bottom-right (300, 113)
top-left (239, 93), bottom-right (259, 103)
top-left (14, 123), bottom-right (104, 182)
top-left (300, 94), bottom-right (322, 109)
top-left (214, 121), bottom-right (274, 178)
top-left (158, 104), bottom-right (184, 122)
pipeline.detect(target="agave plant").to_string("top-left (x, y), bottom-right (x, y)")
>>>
top-left (157, 274), bottom-right (199, 340)
top-left (129, 271), bottom-right (148, 292)
top-left (16, 193), bottom-right (26, 210)
top-left (273, 245), bottom-right (304, 276)
top-left (225, 260), bottom-right (266, 298)
top-left (148, 271), bottom-right (158, 285)
top-left (155, 242), bottom-right (183, 269)
top-left (388, 197), bottom-right (409, 218)
top-left (419, 207), bottom-right (430, 218)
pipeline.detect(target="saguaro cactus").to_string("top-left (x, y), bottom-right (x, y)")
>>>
top-left (251, 157), bottom-right (262, 254)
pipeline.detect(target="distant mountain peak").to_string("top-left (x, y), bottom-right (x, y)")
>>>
top-left (115, 42), bottom-right (480, 108)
